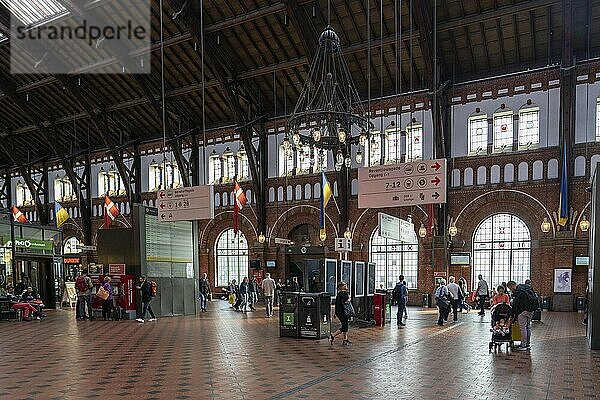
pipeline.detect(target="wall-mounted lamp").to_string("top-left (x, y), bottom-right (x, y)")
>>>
top-left (580, 215), bottom-right (590, 232)
top-left (418, 223), bottom-right (427, 238)
top-left (258, 233), bottom-right (266, 244)
top-left (540, 217), bottom-right (551, 233)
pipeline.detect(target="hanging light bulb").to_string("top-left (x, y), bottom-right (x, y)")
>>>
top-left (336, 149), bottom-right (344, 165)
top-left (320, 230), bottom-right (327, 241)
top-left (282, 136), bottom-right (291, 151)
top-left (355, 148), bottom-right (363, 164)
top-left (258, 233), bottom-right (266, 244)
top-left (418, 223), bottom-right (427, 238)
top-left (359, 132), bottom-right (367, 146)
top-left (448, 221), bottom-right (458, 237)
top-left (344, 227), bottom-right (352, 239)
top-left (292, 131), bottom-right (301, 146)
top-left (338, 128), bottom-right (346, 143)
top-left (334, 162), bottom-right (342, 172)
top-left (580, 215), bottom-right (590, 232)
top-left (540, 217), bottom-right (551, 233)
top-left (344, 156), bottom-right (352, 168)
top-left (312, 128), bottom-right (321, 142)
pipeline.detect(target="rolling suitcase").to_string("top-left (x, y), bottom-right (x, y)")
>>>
top-left (531, 308), bottom-right (541, 322)
top-left (113, 306), bottom-right (123, 320)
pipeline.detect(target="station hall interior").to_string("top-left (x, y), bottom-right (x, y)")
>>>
top-left (1, 0), bottom-right (600, 399)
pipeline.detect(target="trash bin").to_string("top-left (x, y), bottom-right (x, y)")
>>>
top-left (279, 291), bottom-right (299, 338)
top-left (576, 296), bottom-right (586, 312)
top-left (373, 293), bottom-right (386, 326)
top-left (422, 293), bottom-right (431, 308)
top-left (298, 292), bottom-right (331, 339)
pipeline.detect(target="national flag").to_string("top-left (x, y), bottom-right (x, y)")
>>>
top-left (320, 172), bottom-right (332, 238)
top-left (558, 145), bottom-right (569, 226)
top-left (54, 202), bottom-right (70, 228)
top-left (11, 205), bottom-right (28, 223)
top-left (104, 195), bottom-right (120, 228)
top-left (233, 178), bottom-right (247, 236)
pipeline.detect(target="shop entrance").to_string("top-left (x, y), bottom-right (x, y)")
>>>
top-left (15, 258), bottom-right (55, 308)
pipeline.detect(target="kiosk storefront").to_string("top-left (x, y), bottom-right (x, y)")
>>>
top-left (0, 220), bottom-right (62, 308)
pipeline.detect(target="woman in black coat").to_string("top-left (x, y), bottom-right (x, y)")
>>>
top-left (329, 282), bottom-right (352, 346)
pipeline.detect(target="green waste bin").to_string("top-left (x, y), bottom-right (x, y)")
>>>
top-left (279, 291), bottom-right (299, 338)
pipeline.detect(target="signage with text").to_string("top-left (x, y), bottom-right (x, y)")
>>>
top-left (157, 185), bottom-right (215, 222)
top-left (377, 213), bottom-right (416, 243)
top-left (358, 159), bottom-right (447, 208)
top-left (108, 263), bottom-right (126, 275)
top-left (8, 238), bottom-right (53, 251)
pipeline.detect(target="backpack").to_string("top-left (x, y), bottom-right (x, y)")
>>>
top-left (75, 276), bottom-right (88, 292)
top-left (150, 281), bottom-right (157, 297)
top-left (521, 286), bottom-right (539, 312)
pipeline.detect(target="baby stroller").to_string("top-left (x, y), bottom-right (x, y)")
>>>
top-left (489, 303), bottom-right (514, 353)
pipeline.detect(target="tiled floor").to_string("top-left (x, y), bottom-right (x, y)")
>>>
top-left (1, 303), bottom-right (598, 400)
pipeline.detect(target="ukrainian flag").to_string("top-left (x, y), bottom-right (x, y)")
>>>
top-left (558, 145), bottom-right (569, 227)
top-left (54, 202), bottom-right (70, 228)
top-left (320, 171), bottom-right (332, 237)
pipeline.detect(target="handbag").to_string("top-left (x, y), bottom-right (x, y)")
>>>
top-left (343, 302), bottom-right (355, 318)
top-left (96, 286), bottom-right (109, 301)
top-left (228, 294), bottom-right (235, 304)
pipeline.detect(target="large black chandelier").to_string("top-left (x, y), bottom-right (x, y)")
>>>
top-left (284, 26), bottom-right (373, 170)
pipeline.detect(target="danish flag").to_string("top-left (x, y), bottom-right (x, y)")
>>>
top-left (11, 205), bottom-right (28, 223)
top-left (104, 195), bottom-right (120, 228)
top-left (233, 178), bottom-right (247, 236)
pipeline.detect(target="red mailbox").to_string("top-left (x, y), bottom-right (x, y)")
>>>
top-left (374, 293), bottom-right (386, 327)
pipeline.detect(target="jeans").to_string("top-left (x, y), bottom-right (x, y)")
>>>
top-left (438, 303), bottom-right (449, 325)
top-left (199, 292), bottom-right (208, 310)
top-left (451, 299), bottom-right (459, 321)
top-left (518, 311), bottom-right (533, 346)
top-left (142, 300), bottom-right (156, 319)
top-left (265, 295), bottom-right (273, 316)
top-left (77, 295), bottom-right (93, 319)
top-left (102, 299), bottom-right (113, 320)
top-left (241, 293), bottom-right (248, 311)
top-left (396, 301), bottom-right (406, 325)
top-left (478, 295), bottom-right (487, 314)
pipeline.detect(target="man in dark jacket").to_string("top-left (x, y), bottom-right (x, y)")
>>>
top-left (507, 280), bottom-right (537, 350)
top-left (136, 276), bottom-right (156, 323)
top-left (248, 277), bottom-right (258, 311)
top-left (393, 275), bottom-right (408, 327)
top-left (199, 273), bottom-right (211, 312)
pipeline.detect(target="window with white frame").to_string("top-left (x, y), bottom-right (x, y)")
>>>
top-left (208, 153), bottom-right (222, 184)
top-left (215, 229), bottom-right (248, 287)
top-left (518, 107), bottom-right (540, 149)
top-left (98, 168), bottom-right (125, 196)
top-left (385, 129), bottom-right (402, 164)
top-left (148, 161), bottom-right (181, 191)
top-left (369, 229), bottom-right (418, 289)
top-left (468, 115), bottom-right (488, 155)
top-left (63, 236), bottom-right (81, 254)
top-left (279, 144), bottom-right (295, 176)
top-left (472, 213), bottom-right (531, 291)
top-left (16, 182), bottom-right (33, 206)
top-left (406, 123), bottom-right (423, 162)
top-left (54, 176), bottom-right (74, 202)
top-left (493, 111), bottom-right (513, 152)
top-left (222, 151), bottom-right (236, 183)
top-left (237, 150), bottom-right (249, 180)
top-left (369, 133), bottom-right (382, 166)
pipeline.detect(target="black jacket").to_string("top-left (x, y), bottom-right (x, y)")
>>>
top-left (21, 291), bottom-right (37, 302)
top-left (140, 281), bottom-right (153, 302)
top-left (511, 284), bottom-right (537, 317)
top-left (199, 278), bottom-right (210, 295)
top-left (239, 282), bottom-right (248, 295)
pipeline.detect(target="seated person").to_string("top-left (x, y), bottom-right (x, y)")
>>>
top-left (21, 286), bottom-right (45, 317)
top-left (5, 285), bottom-right (39, 321)
top-left (490, 318), bottom-right (510, 336)
top-left (491, 285), bottom-right (510, 306)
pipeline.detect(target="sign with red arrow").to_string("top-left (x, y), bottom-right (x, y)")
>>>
top-left (357, 159), bottom-right (447, 208)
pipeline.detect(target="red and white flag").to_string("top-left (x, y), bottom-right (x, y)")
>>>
top-left (104, 195), bottom-right (120, 228)
top-left (11, 205), bottom-right (28, 223)
top-left (233, 178), bottom-right (247, 236)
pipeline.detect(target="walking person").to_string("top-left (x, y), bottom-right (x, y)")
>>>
top-left (329, 282), bottom-right (352, 346)
top-left (392, 275), bottom-right (408, 327)
top-left (135, 276), bottom-right (156, 323)
top-left (458, 277), bottom-right (471, 313)
top-left (199, 273), bottom-right (211, 312)
top-left (507, 280), bottom-right (539, 351)
top-left (290, 276), bottom-right (300, 292)
top-left (275, 279), bottom-right (284, 306)
top-left (100, 276), bottom-right (114, 321)
top-left (75, 271), bottom-right (93, 320)
top-left (239, 277), bottom-right (250, 312)
top-left (476, 274), bottom-right (490, 316)
top-left (435, 279), bottom-right (451, 326)
top-left (248, 277), bottom-right (257, 311)
top-left (262, 273), bottom-right (276, 317)
top-left (447, 276), bottom-right (461, 322)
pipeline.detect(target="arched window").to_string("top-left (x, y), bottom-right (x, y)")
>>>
top-left (468, 114), bottom-right (488, 155)
top-left (493, 109), bottom-right (514, 152)
top-left (369, 228), bottom-right (418, 289)
top-left (63, 237), bottom-right (81, 254)
top-left (472, 214), bottom-right (531, 290)
top-left (405, 122), bottom-right (423, 162)
top-left (215, 229), bottom-right (248, 287)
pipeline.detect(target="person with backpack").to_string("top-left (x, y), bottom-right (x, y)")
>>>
top-left (447, 276), bottom-right (461, 322)
top-left (507, 280), bottom-right (538, 351)
top-left (392, 275), bottom-right (408, 327)
top-left (135, 276), bottom-right (156, 323)
top-left (75, 271), bottom-right (93, 320)
top-left (199, 272), bottom-right (211, 312)
top-left (435, 279), bottom-right (451, 326)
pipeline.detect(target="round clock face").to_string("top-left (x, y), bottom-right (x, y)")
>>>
top-left (301, 246), bottom-right (307, 254)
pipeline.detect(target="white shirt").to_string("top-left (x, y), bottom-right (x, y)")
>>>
top-left (477, 279), bottom-right (489, 295)
top-left (261, 278), bottom-right (276, 297)
top-left (447, 282), bottom-right (460, 300)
